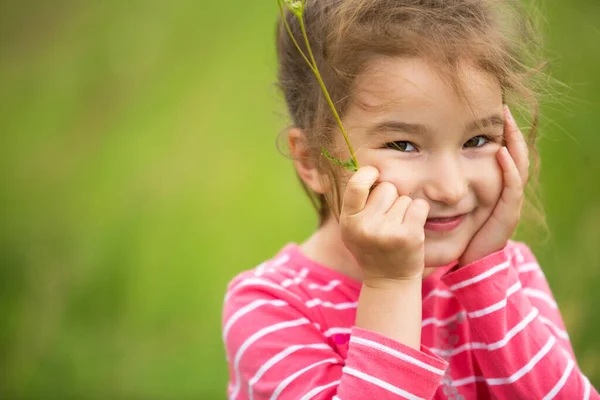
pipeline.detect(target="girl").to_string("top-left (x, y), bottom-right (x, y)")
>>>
top-left (222, 0), bottom-right (599, 398)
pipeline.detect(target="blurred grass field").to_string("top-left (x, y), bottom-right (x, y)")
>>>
top-left (1, 1), bottom-right (599, 399)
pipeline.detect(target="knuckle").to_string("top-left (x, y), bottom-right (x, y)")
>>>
top-left (360, 165), bottom-right (379, 175)
top-left (515, 180), bottom-right (524, 192)
top-left (412, 198), bottom-right (428, 211)
top-left (378, 181), bottom-right (398, 195)
top-left (350, 166), bottom-right (378, 184)
top-left (361, 222), bottom-right (381, 240)
top-left (395, 195), bottom-right (413, 208)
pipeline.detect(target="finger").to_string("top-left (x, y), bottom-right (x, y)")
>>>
top-left (504, 106), bottom-right (530, 185)
top-left (402, 199), bottom-right (430, 228)
top-left (341, 166), bottom-right (380, 216)
top-left (498, 146), bottom-right (523, 192)
top-left (495, 147), bottom-right (524, 216)
top-left (386, 195), bottom-right (413, 222)
top-left (363, 181), bottom-right (399, 215)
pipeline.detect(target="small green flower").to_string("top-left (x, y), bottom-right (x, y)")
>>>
top-left (283, 0), bottom-right (305, 17)
top-left (321, 148), bottom-right (358, 172)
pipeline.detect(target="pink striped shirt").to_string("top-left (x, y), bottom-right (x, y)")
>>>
top-left (222, 240), bottom-right (598, 399)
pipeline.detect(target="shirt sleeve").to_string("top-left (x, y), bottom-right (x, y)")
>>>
top-left (441, 242), bottom-right (599, 399)
top-left (222, 276), bottom-right (448, 400)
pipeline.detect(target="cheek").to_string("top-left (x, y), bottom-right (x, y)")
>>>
top-left (374, 159), bottom-right (421, 196)
top-left (472, 158), bottom-right (503, 207)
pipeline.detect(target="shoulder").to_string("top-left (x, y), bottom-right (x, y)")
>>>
top-left (221, 247), bottom-right (309, 346)
top-left (222, 244), bottom-right (361, 333)
top-left (224, 245), bottom-right (305, 307)
top-left (221, 245), bottom-right (342, 352)
top-left (224, 243), bottom-right (359, 306)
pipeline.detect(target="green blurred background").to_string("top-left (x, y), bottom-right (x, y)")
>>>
top-left (1, 1), bottom-right (599, 399)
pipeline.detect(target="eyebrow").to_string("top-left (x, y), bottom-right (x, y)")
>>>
top-left (367, 114), bottom-right (505, 136)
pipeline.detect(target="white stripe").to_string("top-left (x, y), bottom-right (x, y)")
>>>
top-left (514, 247), bottom-right (525, 263)
top-left (299, 380), bottom-right (341, 400)
top-left (486, 307), bottom-right (539, 350)
top-left (449, 260), bottom-right (510, 291)
top-left (272, 253), bottom-right (291, 267)
top-left (423, 289), bottom-right (453, 301)
top-left (542, 356), bottom-right (574, 400)
top-left (308, 280), bottom-right (342, 291)
top-left (270, 358), bottom-right (339, 400)
top-left (431, 308), bottom-right (539, 357)
top-left (422, 311), bottom-right (466, 328)
top-left (350, 336), bottom-right (446, 375)
top-left (323, 327), bottom-right (352, 337)
top-left (305, 299), bottom-right (358, 310)
top-left (523, 288), bottom-right (558, 309)
top-left (282, 268), bottom-right (309, 287)
top-left (517, 262), bottom-right (540, 274)
top-left (248, 343), bottom-right (330, 400)
top-left (431, 342), bottom-right (480, 357)
top-left (255, 254), bottom-right (292, 277)
top-left (467, 282), bottom-right (522, 319)
top-left (449, 375), bottom-right (486, 387)
top-left (583, 375), bottom-right (591, 400)
top-left (333, 396), bottom-right (343, 400)
top-left (230, 318), bottom-right (309, 399)
top-left (268, 265), bottom-right (298, 275)
top-left (254, 262), bottom-right (267, 277)
top-left (223, 299), bottom-right (287, 341)
top-left (343, 367), bottom-right (423, 400)
top-left (538, 315), bottom-right (570, 340)
top-left (225, 278), bottom-right (300, 302)
top-left (487, 335), bottom-right (556, 385)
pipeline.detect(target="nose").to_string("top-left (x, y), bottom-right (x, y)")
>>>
top-left (423, 156), bottom-right (468, 206)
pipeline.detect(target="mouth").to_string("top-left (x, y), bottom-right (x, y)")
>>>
top-left (425, 213), bottom-right (466, 232)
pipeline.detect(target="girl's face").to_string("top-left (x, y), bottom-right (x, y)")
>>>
top-left (338, 57), bottom-right (505, 268)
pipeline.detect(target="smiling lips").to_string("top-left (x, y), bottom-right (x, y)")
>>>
top-left (424, 214), bottom-right (466, 232)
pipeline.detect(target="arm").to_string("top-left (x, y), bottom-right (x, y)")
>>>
top-left (441, 242), bottom-right (598, 399)
top-left (223, 278), bottom-right (447, 400)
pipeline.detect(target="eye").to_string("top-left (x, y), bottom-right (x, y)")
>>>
top-left (383, 141), bottom-right (417, 152)
top-left (464, 135), bottom-right (490, 148)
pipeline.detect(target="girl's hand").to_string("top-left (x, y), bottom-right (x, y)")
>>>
top-left (340, 166), bottom-right (430, 285)
top-left (458, 106), bottom-right (530, 266)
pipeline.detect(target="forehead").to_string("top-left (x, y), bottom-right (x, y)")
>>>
top-left (351, 57), bottom-right (502, 118)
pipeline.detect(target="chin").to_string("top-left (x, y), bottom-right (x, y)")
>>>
top-left (424, 238), bottom-right (468, 268)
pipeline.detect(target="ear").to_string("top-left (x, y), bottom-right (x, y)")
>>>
top-left (288, 128), bottom-right (330, 194)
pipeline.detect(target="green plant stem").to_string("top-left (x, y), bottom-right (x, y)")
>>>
top-left (298, 17), bottom-right (359, 169)
top-left (277, 0), bottom-right (315, 74)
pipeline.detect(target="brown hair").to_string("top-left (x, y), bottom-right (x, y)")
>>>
top-left (276, 0), bottom-right (547, 232)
